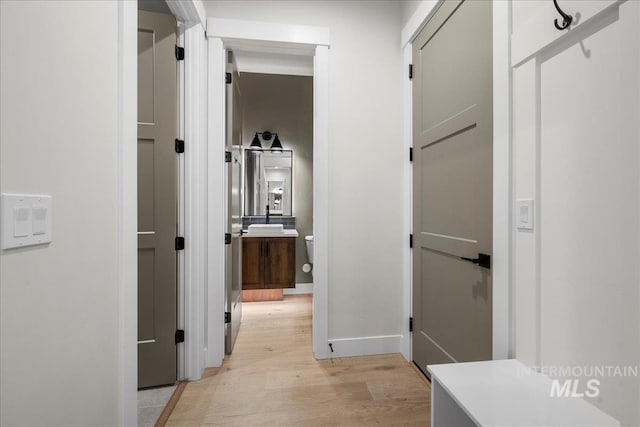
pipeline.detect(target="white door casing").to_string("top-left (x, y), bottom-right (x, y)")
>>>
top-left (118, 0), bottom-right (207, 422)
top-left (206, 19), bottom-right (331, 365)
top-left (512, 0), bottom-right (640, 424)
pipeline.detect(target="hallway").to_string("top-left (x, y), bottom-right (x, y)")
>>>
top-left (166, 295), bottom-right (430, 425)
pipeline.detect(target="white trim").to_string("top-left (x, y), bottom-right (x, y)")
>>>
top-left (283, 283), bottom-right (313, 295)
top-left (207, 18), bottom-right (330, 47)
top-left (401, 44), bottom-right (413, 362)
top-left (328, 335), bottom-right (403, 359)
top-left (183, 23), bottom-right (208, 380)
top-left (166, 0), bottom-right (206, 30)
top-left (492, 0), bottom-right (512, 360)
top-left (312, 45), bottom-right (330, 360)
top-left (205, 21), bottom-right (331, 364)
top-left (206, 36), bottom-right (226, 368)
top-left (401, 0), bottom-right (512, 363)
top-left (117, 1), bottom-right (137, 425)
top-left (401, 0), bottom-right (442, 48)
top-left (234, 51), bottom-right (313, 77)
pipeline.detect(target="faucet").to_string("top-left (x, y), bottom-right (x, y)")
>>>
top-left (266, 204), bottom-right (270, 224)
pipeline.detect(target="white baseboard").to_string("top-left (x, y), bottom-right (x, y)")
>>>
top-left (327, 335), bottom-right (404, 358)
top-left (283, 282), bottom-right (313, 295)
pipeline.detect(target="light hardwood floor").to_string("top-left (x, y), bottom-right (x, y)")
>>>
top-left (167, 295), bottom-right (431, 426)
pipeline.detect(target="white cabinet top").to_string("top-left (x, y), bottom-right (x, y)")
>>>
top-left (428, 359), bottom-right (619, 426)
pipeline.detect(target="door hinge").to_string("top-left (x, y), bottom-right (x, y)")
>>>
top-left (175, 236), bottom-right (185, 251)
top-left (409, 234), bottom-right (413, 249)
top-left (224, 312), bottom-right (231, 323)
top-left (175, 329), bottom-right (185, 344)
top-left (225, 151), bottom-right (232, 163)
top-left (409, 317), bottom-right (413, 332)
top-left (409, 64), bottom-right (413, 80)
top-left (175, 45), bottom-right (185, 61)
top-left (225, 233), bottom-right (231, 245)
top-left (225, 72), bottom-right (232, 84)
top-left (409, 147), bottom-right (413, 162)
top-left (175, 139), bottom-right (185, 154)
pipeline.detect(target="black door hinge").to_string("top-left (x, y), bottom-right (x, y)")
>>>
top-left (175, 139), bottom-right (185, 154)
top-left (175, 329), bottom-right (185, 344)
top-left (409, 317), bottom-right (413, 332)
top-left (225, 233), bottom-right (231, 245)
top-left (409, 64), bottom-right (413, 80)
top-left (225, 151), bottom-right (232, 163)
top-left (175, 45), bottom-right (185, 61)
top-left (175, 236), bottom-right (185, 251)
top-left (409, 147), bottom-right (413, 162)
top-left (225, 72), bottom-right (232, 84)
top-left (409, 234), bottom-right (413, 249)
top-left (224, 312), bottom-right (231, 323)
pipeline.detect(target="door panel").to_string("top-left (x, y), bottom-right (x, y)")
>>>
top-left (412, 0), bottom-right (493, 373)
top-left (264, 238), bottom-right (296, 289)
top-left (225, 52), bottom-right (243, 354)
top-left (241, 238), bottom-right (262, 290)
top-left (137, 10), bottom-right (178, 388)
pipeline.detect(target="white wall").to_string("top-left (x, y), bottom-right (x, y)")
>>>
top-left (204, 1), bottom-right (405, 347)
top-left (400, 0), bottom-right (423, 28)
top-left (511, 1), bottom-right (640, 424)
top-left (0, 1), bottom-right (120, 425)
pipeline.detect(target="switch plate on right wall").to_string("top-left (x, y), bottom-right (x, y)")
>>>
top-left (516, 199), bottom-right (534, 231)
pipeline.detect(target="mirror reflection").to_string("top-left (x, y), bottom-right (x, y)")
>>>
top-left (244, 149), bottom-right (292, 216)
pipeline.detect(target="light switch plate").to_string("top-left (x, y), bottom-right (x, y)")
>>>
top-left (1, 193), bottom-right (53, 250)
top-left (516, 199), bottom-right (534, 231)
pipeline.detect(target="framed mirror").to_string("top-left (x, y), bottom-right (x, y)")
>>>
top-left (244, 149), bottom-right (293, 216)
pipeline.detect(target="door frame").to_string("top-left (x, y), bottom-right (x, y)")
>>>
top-left (401, 0), bottom-right (512, 361)
top-left (117, 1), bottom-right (207, 424)
top-left (206, 18), bottom-right (331, 366)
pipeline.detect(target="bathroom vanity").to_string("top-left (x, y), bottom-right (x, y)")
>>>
top-left (242, 233), bottom-right (297, 290)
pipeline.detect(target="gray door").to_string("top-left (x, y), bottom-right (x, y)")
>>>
top-left (412, 0), bottom-right (493, 374)
top-left (225, 52), bottom-right (243, 354)
top-left (137, 10), bottom-right (178, 388)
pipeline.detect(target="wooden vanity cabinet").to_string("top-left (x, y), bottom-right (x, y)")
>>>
top-left (242, 237), bottom-right (295, 290)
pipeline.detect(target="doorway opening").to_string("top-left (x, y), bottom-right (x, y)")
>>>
top-left (207, 18), bottom-right (331, 366)
top-left (224, 51), bottom-right (315, 355)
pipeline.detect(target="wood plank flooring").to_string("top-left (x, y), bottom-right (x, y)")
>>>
top-left (167, 295), bottom-right (430, 426)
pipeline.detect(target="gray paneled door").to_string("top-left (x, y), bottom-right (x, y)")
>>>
top-left (225, 52), bottom-right (243, 354)
top-left (137, 10), bottom-right (178, 388)
top-left (412, 0), bottom-right (493, 374)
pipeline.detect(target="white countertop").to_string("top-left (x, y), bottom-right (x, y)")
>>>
top-left (428, 359), bottom-right (619, 426)
top-left (242, 229), bottom-right (298, 238)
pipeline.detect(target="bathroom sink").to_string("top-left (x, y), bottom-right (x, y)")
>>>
top-left (247, 224), bottom-right (284, 235)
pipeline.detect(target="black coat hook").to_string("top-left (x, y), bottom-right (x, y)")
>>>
top-left (553, 0), bottom-right (573, 30)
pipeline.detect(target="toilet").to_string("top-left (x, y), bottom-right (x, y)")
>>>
top-left (304, 235), bottom-right (314, 274)
top-left (305, 235), bottom-right (314, 263)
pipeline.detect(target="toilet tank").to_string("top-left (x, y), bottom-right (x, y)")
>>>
top-left (305, 235), bottom-right (314, 264)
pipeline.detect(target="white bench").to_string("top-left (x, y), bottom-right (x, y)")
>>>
top-left (428, 359), bottom-right (619, 426)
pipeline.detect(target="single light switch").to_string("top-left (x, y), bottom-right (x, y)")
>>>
top-left (13, 206), bottom-right (31, 237)
top-left (2, 193), bottom-right (52, 250)
top-left (516, 199), bottom-right (534, 231)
